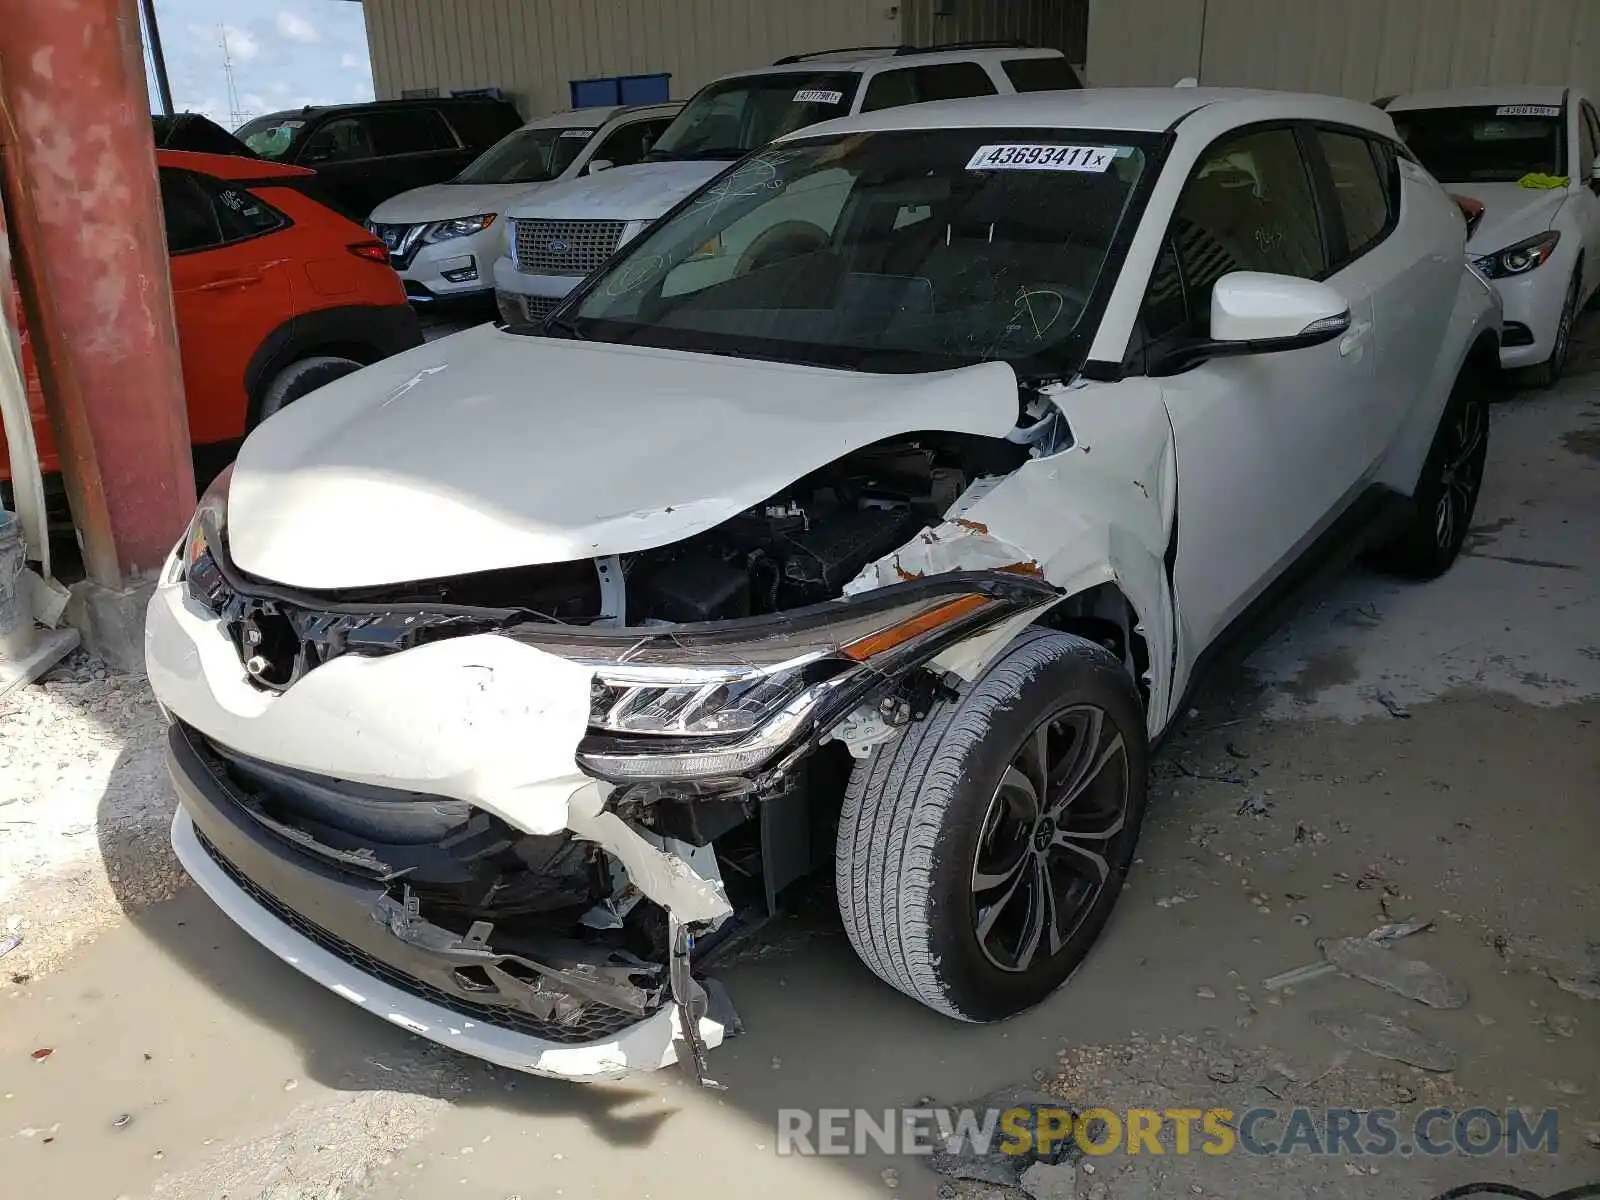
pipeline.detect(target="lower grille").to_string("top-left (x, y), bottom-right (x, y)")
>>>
top-left (519, 294), bottom-right (563, 323)
top-left (513, 217), bottom-right (626, 275)
top-left (193, 828), bottom-right (649, 1046)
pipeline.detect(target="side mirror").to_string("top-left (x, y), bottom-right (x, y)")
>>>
top-left (1150, 272), bottom-right (1350, 376)
top-left (587, 158), bottom-right (614, 175)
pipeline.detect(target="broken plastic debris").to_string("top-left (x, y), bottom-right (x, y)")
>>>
top-left (0, 936), bottom-right (19, 959)
top-left (1155, 890), bottom-right (1198, 908)
top-left (1312, 1009), bottom-right (1456, 1071)
top-left (1375, 691), bottom-right (1410, 719)
top-left (1236, 793), bottom-right (1273, 818)
top-left (1263, 917), bottom-right (1431, 991)
top-left (1320, 936), bottom-right (1468, 1009)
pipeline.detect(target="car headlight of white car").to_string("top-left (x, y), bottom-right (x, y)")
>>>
top-left (423, 214), bottom-right (498, 243)
top-left (171, 464), bottom-right (233, 585)
top-left (514, 584), bottom-right (1054, 783)
top-left (1472, 230), bottom-right (1560, 279)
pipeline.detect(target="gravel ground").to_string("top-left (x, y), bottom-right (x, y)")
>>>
top-left (0, 651), bottom-right (178, 987)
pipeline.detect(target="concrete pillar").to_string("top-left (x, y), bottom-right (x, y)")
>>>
top-left (0, 0), bottom-right (194, 667)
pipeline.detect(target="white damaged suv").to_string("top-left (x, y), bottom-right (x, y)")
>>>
top-left (148, 88), bottom-right (1499, 1085)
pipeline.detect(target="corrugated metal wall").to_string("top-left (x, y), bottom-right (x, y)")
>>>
top-left (1087, 0), bottom-right (1600, 99)
top-left (362, 0), bottom-right (897, 117)
top-left (898, 0), bottom-right (1090, 63)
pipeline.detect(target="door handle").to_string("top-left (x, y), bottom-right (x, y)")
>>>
top-left (1339, 320), bottom-right (1373, 357)
top-left (197, 272), bottom-right (265, 292)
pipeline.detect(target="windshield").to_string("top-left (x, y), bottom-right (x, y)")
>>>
top-left (236, 116), bottom-right (305, 160)
top-left (1393, 104), bottom-right (1567, 182)
top-left (647, 72), bottom-right (859, 161)
top-left (454, 125), bottom-right (596, 183)
top-left (566, 128), bottom-right (1151, 374)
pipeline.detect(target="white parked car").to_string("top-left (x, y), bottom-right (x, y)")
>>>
top-left (366, 102), bottom-right (680, 304)
top-left (1385, 86), bottom-right (1600, 386)
top-left (147, 87), bottom-right (1499, 1087)
top-left (490, 43), bottom-right (1083, 326)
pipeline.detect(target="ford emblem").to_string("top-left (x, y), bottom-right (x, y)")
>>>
top-left (545, 238), bottom-right (570, 254)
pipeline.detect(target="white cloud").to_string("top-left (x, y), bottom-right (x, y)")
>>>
top-left (339, 52), bottom-right (361, 69)
top-left (276, 12), bottom-right (320, 44)
top-left (221, 24), bottom-right (259, 61)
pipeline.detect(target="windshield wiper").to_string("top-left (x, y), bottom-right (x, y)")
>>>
top-left (544, 312), bottom-right (587, 340)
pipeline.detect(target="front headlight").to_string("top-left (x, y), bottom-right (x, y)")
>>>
top-left (179, 465), bottom-right (232, 577)
top-left (1472, 230), bottom-right (1560, 279)
top-left (424, 213), bottom-right (497, 243)
top-left (548, 589), bottom-right (1024, 781)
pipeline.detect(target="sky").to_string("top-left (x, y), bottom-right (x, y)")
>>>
top-left (142, 0), bottom-right (375, 128)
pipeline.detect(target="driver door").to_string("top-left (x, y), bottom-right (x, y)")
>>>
top-left (1148, 125), bottom-right (1378, 652)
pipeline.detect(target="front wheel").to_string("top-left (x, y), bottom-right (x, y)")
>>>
top-left (1516, 272), bottom-right (1579, 390)
top-left (835, 629), bottom-right (1149, 1022)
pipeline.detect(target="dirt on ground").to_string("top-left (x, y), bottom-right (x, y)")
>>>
top-left (0, 341), bottom-right (1596, 1199)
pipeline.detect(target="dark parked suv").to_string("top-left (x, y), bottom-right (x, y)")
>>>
top-left (236, 96), bottom-right (524, 221)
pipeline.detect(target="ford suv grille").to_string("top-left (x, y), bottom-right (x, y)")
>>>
top-left (513, 218), bottom-right (627, 276)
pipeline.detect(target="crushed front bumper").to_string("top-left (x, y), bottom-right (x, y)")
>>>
top-left (147, 580), bottom-right (735, 1082)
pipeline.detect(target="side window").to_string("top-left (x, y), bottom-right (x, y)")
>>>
top-left (593, 118), bottom-right (665, 168)
top-left (1001, 57), bottom-right (1082, 92)
top-left (158, 168), bottom-right (222, 254)
top-left (1317, 129), bottom-right (1392, 259)
top-left (1580, 102), bottom-right (1598, 174)
top-left (860, 62), bottom-right (997, 113)
top-left (365, 109), bottom-right (457, 155)
top-left (1140, 127), bottom-right (1326, 338)
top-left (210, 182), bottom-right (287, 242)
top-left (298, 116), bottom-right (374, 163)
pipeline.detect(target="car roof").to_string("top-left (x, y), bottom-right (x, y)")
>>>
top-left (155, 148), bottom-right (315, 179)
top-left (776, 86), bottom-right (1394, 140)
top-left (1385, 85), bottom-right (1571, 112)
top-left (712, 44), bottom-right (1062, 83)
top-left (519, 101), bottom-right (682, 131)
top-left (250, 95), bottom-right (515, 124)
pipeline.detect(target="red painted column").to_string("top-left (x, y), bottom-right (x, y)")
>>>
top-left (0, 0), bottom-right (193, 587)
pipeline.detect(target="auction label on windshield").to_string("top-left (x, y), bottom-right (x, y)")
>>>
top-left (966, 143), bottom-right (1116, 172)
top-left (794, 89), bottom-right (845, 104)
top-left (1497, 104), bottom-right (1560, 116)
top-left (560, 128), bottom-right (593, 138)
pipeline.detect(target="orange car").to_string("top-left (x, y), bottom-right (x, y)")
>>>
top-left (2, 149), bottom-right (422, 489)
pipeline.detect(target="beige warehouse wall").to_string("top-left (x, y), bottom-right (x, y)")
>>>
top-left (1087, 0), bottom-right (1600, 99)
top-left (362, 0), bottom-right (897, 118)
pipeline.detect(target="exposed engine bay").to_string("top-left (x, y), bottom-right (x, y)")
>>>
top-left (282, 431), bottom-right (1037, 626)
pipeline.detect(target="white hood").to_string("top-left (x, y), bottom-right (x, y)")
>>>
top-left (1447, 181), bottom-right (1572, 254)
top-left (505, 160), bottom-right (727, 224)
top-left (368, 181), bottom-right (549, 225)
top-left (227, 324), bottom-right (1021, 590)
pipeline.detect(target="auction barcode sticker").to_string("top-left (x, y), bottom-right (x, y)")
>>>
top-left (794, 89), bottom-right (844, 104)
top-left (966, 143), bottom-right (1117, 172)
top-left (560, 128), bottom-right (593, 138)
top-left (1496, 104), bottom-right (1560, 117)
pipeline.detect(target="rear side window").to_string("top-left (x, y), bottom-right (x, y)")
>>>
top-left (1001, 57), bottom-right (1082, 92)
top-left (212, 183), bottom-right (287, 242)
top-left (1316, 129), bottom-right (1392, 259)
top-left (159, 168), bottom-right (222, 254)
top-left (860, 62), bottom-right (998, 113)
top-left (365, 109), bottom-right (457, 155)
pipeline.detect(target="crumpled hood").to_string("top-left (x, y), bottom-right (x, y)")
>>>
top-left (368, 181), bottom-right (545, 225)
top-left (505, 160), bottom-right (728, 223)
top-left (1448, 181), bottom-right (1571, 255)
top-left (226, 324), bottom-right (1021, 590)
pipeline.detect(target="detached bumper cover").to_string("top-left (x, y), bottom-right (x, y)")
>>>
top-left (166, 721), bottom-right (731, 1081)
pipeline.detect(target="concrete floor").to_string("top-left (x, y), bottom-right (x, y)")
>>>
top-left (0, 333), bottom-right (1597, 1200)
